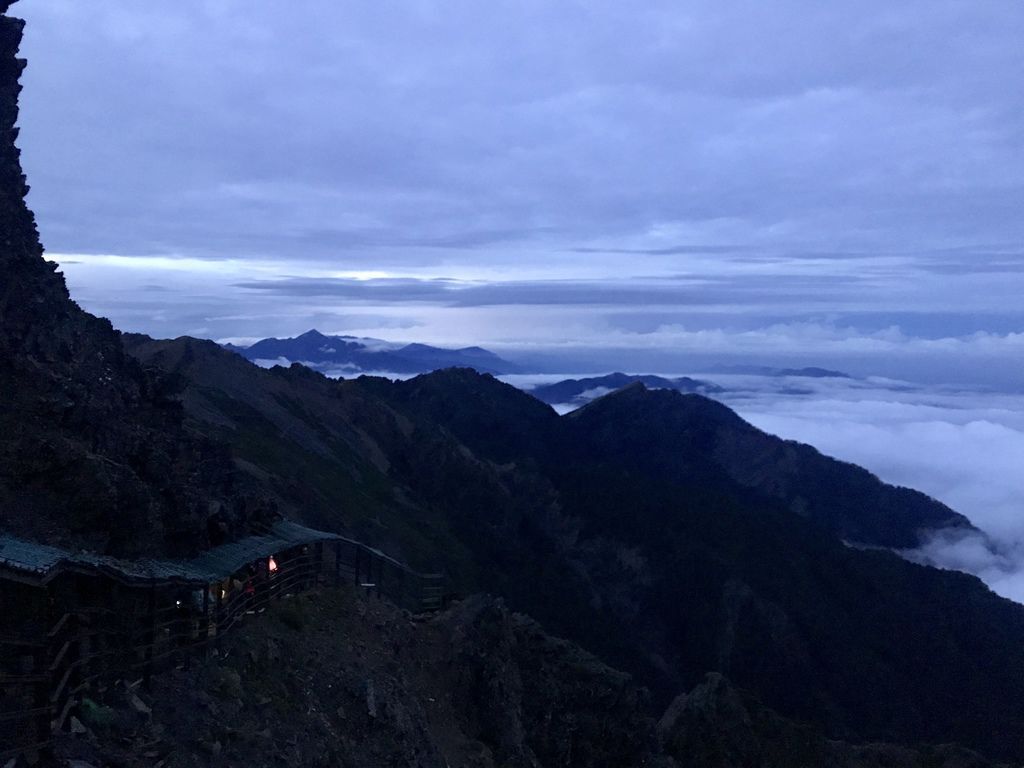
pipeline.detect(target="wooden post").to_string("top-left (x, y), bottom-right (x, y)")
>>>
top-left (71, 613), bottom-right (84, 700)
top-left (214, 585), bottom-right (224, 655)
top-left (92, 611), bottom-right (107, 705)
top-left (34, 614), bottom-right (53, 760)
top-left (36, 590), bottom-right (55, 759)
top-left (258, 558), bottom-right (269, 609)
top-left (184, 598), bottom-right (192, 671)
top-left (333, 540), bottom-right (341, 588)
top-left (200, 586), bottom-right (210, 654)
top-left (315, 542), bottom-right (324, 588)
top-left (143, 586), bottom-right (155, 692)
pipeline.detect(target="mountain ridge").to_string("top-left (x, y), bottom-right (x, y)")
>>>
top-left (228, 328), bottom-right (520, 375)
top-left (529, 372), bottom-right (724, 407)
top-left (121, 341), bottom-right (1024, 758)
top-left (567, 381), bottom-right (971, 547)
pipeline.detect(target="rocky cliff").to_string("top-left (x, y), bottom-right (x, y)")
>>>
top-left (58, 588), bottom-right (1003, 768)
top-left (0, 0), bottom-right (265, 555)
top-left (57, 589), bottom-right (670, 768)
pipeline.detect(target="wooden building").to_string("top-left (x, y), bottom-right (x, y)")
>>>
top-left (0, 519), bottom-right (443, 762)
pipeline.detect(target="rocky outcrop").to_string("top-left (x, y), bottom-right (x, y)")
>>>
top-left (440, 595), bottom-right (664, 767)
top-left (658, 673), bottom-right (1005, 768)
top-left (56, 585), bottom-right (1009, 768)
top-left (0, 1), bottom-right (266, 555)
top-left (57, 589), bottom-right (668, 768)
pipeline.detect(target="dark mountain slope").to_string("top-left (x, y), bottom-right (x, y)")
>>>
top-left (62, 589), bottom-right (996, 768)
top-left (396, 374), bottom-right (969, 548)
top-left (124, 343), bottom-right (616, 649)
top-left (367, 372), bottom-right (1024, 757)
top-left (377, 367), bottom-right (561, 464)
top-left (125, 347), bottom-right (1024, 758)
top-left (0, 6), bottom-right (259, 556)
top-left (124, 334), bottom-right (478, 573)
top-left (658, 673), bottom-right (1001, 768)
top-left (567, 384), bottom-right (970, 547)
top-left (58, 589), bottom-right (669, 768)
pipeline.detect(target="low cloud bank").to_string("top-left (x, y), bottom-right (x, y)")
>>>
top-left (904, 528), bottom-right (1024, 604)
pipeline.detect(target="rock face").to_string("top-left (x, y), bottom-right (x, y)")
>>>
top-left (55, 586), bottom-right (1009, 768)
top-left (658, 673), bottom-right (1003, 768)
top-left (58, 589), bottom-right (667, 768)
top-left (0, 1), bottom-right (263, 555)
top-left (440, 595), bottom-right (663, 768)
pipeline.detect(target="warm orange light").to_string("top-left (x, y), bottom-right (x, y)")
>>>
top-left (268, 556), bottom-right (278, 573)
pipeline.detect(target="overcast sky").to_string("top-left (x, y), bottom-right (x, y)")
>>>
top-left (13, 0), bottom-right (1024, 381)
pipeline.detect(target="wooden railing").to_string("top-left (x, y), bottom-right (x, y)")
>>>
top-left (0, 537), bottom-right (446, 762)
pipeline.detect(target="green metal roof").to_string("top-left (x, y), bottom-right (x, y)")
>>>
top-left (0, 520), bottom-right (342, 586)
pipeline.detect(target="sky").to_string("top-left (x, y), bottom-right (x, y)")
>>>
top-left (12, 0), bottom-right (1024, 383)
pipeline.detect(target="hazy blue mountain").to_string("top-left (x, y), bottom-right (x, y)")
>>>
top-left (227, 329), bottom-right (519, 375)
top-left (710, 364), bottom-right (852, 378)
top-left (529, 372), bottom-right (724, 406)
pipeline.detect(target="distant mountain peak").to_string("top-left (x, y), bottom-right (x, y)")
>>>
top-left (617, 380), bottom-right (649, 394)
top-left (529, 372), bottom-right (723, 408)
top-left (296, 328), bottom-right (330, 339)
top-left (711, 364), bottom-right (852, 379)
top-left (228, 332), bottom-right (519, 376)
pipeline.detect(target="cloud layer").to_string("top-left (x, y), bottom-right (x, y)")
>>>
top-left (16, 1), bottom-right (1024, 261)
